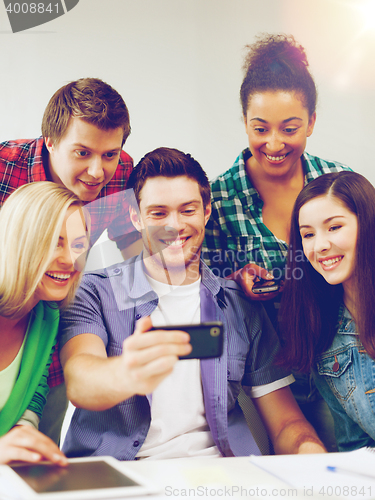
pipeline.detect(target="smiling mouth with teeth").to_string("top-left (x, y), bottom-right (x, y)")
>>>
top-left (81, 181), bottom-right (100, 186)
top-left (161, 237), bottom-right (188, 247)
top-left (265, 153), bottom-right (287, 161)
top-left (320, 256), bottom-right (343, 267)
top-left (45, 272), bottom-right (72, 282)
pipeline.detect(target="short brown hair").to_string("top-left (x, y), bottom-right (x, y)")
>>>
top-left (127, 147), bottom-right (211, 209)
top-left (42, 78), bottom-right (131, 145)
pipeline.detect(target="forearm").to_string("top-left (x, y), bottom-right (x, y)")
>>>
top-left (61, 320), bottom-right (191, 411)
top-left (64, 353), bottom-right (135, 411)
top-left (253, 387), bottom-right (326, 455)
top-left (272, 418), bottom-right (326, 454)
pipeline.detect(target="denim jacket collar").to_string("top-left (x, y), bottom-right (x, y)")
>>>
top-left (337, 303), bottom-right (357, 335)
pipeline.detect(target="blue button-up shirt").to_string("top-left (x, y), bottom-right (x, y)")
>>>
top-left (60, 255), bottom-right (289, 460)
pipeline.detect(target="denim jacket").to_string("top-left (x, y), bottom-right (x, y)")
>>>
top-left (313, 304), bottom-right (375, 451)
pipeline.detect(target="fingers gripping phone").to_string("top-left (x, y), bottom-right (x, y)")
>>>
top-left (151, 321), bottom-right (223, 359)
top-left (252, 278), bottom-right (281, 294)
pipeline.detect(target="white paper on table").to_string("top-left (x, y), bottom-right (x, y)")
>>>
top-left (250, 448), bottom-right (375, 500)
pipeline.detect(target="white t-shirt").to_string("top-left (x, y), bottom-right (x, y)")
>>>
top-left (136, 274), bottom-right (293, 459)
top-left (136, 276), bottom-right (220, 459)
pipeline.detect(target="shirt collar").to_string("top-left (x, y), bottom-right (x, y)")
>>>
top-left (236, 147), bottom-right (311, 200)
top-left (29, 137), bottom-right (50, 182)
top-left (200, 259), bottom-right (222, 298)
top-left (111, 253), bottom-right (224, 302)
top-left (232, 149), bottom-right (262, 206)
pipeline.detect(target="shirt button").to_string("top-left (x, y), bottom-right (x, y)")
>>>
top-left (133, 441), bottom-right (139, 447)
top-left (332, 355), bottom-right (340, 372)
top-left (135, 314), bottom-right (141, 320)
top-left (113, 268), bottom-right (121, 275)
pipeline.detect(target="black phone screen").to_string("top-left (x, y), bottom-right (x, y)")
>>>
top-left (151, 322), bottom-right (223, 359)
top-left (11, 461), bottom-right (139, 494)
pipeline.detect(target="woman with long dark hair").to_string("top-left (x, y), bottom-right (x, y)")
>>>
top-left (279, 170), bottom-right (375, 450)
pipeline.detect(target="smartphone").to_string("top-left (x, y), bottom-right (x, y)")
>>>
top-left (151, 321), bottom-right (223, 359)
top-left (252, 278), bottom-right (281, 294)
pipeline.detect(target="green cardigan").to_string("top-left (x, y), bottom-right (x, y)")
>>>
top-left (0, 301), bottom-right (59, 436)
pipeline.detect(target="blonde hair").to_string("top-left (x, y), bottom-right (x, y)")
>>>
top-left (0, 182), bottom-right (86, 317)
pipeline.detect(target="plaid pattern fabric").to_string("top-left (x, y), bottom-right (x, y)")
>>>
top-left (0, 137), bottom-right (135, 247)
top-left (0, 137), bottom-right (135, 387)
top-left (202, 148), bottom-right (352, 279)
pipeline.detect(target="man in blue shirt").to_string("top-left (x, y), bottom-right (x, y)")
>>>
top-left (60, 147), bottom-right (325, 459)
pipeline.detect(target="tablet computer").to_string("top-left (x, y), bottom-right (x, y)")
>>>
top-left (5, 456), bottom-right (159, 500)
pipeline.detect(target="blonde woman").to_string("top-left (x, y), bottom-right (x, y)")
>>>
top-left (0, 182), bottom-right (88, 464)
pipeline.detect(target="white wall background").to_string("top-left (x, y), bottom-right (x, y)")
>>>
top-left (1, 0), bottom-right (375, 184)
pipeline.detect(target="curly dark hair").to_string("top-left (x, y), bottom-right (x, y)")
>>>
top-left (240, 33), bottom-right (317, 117)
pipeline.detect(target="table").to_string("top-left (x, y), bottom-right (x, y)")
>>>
top-left (2, 450), bottom-right (375, 500)
top-left (123, 450), bottom-right (375, 500)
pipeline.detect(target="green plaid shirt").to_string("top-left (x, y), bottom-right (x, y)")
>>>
top-left (202, 148), bottom-right (352, 279)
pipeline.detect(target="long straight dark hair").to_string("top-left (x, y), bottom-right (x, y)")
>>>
top-left (279, 171), bottom-right (375, 372)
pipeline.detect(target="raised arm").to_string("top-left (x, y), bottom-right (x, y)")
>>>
top-left (61, 317), bottom-right (191, 411)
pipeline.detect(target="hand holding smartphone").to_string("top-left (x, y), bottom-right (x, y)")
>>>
top-left (151, 321), bottom-right (223, 359)
top-left (252, 277), bottom-right (281, 294)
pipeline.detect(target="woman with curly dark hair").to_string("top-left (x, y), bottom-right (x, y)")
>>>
top-left (203, 33), bottom-right (352, 450)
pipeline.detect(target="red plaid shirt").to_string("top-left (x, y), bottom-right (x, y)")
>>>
top-left (0, 137), bottom-right (136, 387)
